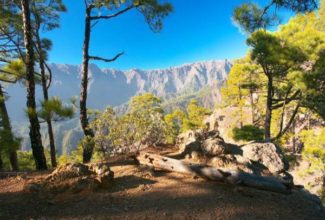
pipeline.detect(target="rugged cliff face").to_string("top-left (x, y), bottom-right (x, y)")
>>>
top-left (6, 60), bottom-right (231, 153)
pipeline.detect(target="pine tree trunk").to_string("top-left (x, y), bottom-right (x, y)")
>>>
top-left (35, 30), bottom-right (57, 168)
top-left (0, 151), bottom-right (3, 171)
top-left (21, 0), bottom-right (47, 170)
top-left (0, 84), bottom-right (18, 171)
top-left (0, 115), bottom-right (2, 171)
top-left (249, 73), bottom-right (255, 125)
top-left (249, 88), bottom-right (255, 125)
top-left (239, 85), bottom-right (243, 128)
top-left (264, 76), bottom-right (273, 140)
top-left (80, 6), bottom-right (94, 163)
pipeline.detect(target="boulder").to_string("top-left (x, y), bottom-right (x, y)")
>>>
top-left (208, 154), bottom-right (271, 175)
top-left (203, 112), bottom-right (219, 132)
top-left (241, 142), bottom-right (289, 174)
top-left (202, 136), bottom-right (227, 156)
top-left (90, 162), bottom-right (114, 188)
top-left (177, 130), bottom-right (202, 156)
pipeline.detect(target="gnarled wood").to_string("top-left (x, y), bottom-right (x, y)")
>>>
top-left (137, 152), bottom-right (290, 194)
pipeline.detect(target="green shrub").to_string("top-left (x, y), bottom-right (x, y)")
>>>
top-left (232, 125), bottom-right (264, 142)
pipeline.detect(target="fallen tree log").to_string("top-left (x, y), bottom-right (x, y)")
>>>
top-left (137, 152), bottom-right (290, 194)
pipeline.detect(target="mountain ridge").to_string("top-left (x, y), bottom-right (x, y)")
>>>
top-left (6, 59), bottom-right (232, 153)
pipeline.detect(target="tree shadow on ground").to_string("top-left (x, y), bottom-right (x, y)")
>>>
top-left (0, 167), bottom-right (324, 220)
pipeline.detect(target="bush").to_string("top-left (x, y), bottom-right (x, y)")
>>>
top-left (232, 125), bottom-right (264, 142)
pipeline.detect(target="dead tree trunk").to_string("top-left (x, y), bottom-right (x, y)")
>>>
top-left (137, 152), bottom-right (290, 194)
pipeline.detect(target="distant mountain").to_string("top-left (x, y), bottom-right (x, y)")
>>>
top-left (6, 60), bottom-right (232, 154)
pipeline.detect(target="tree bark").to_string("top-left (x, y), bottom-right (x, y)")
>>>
top-left (21, 0), bottom-right (47, 170)
top-left (80, 6), bottom-right (95, 163)
top-left (0, 151), bottom-right (3, 171)
top-left (238, 85), bottom-right (243, 128)
top-left (0, 84), bottom-right (18, 171)
top-left (35, 23), bottom-right (57, 168)
top-left (264, 76), bottom-right (273, 140)
top-left (273, 103), bottom-right (300, 141)
top-left (137, 152), bottom-right (290, 194)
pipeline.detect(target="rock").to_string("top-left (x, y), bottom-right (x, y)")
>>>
top-left (177, 130), bottom-right (202, 156)
top-left (208, 155), bottom-right (254, 174)
top-left (24, 183), bottom-right (41, 193)
top-left (241, 142), bottom-right (288, 174)
top-left (73, 177), bottom-right (100, 193)
top-left (26, 162), bottom-right (114, 194)
top-left (190, 151), bottom-right (202, 161)
top-left (96, 171), bottom-right (114, 189)
top-left (202, 136), bottom-right (228, 156)
top-left (46, 163), bottom-right (91, 181)
top-left (203, 112), bottom-right (219, 132)
top-left (278, 172), bottom-right (294, 188)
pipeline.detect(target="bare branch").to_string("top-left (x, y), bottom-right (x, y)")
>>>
top-left (272, 102), bottom-right (300, 141)
top-left (90, 5), bottom-right (135, 20)
top-left (88, 52), bottom-right (124, 63)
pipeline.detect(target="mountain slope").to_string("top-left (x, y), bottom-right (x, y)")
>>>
top-left (6, 60), bottom-right (231, 153)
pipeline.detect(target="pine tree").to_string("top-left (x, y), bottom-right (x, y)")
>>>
top-left (80, 0), bottom-right (172, 163)
top-left (31, 0), bottom-right (67, 168)
top-left (21, 0), bottom-right (47, 170)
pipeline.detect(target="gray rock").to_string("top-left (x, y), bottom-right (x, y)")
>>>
top-left (24, 183), bottom-right (41, 193)
top-left (177, 130), bottom-right (202, 156)
top-left (203, 112), bottom-right (219, 132)
top-left (241, 142), bottom-right (288, 174)
top-left (202, 136), bottom-right (227, 156)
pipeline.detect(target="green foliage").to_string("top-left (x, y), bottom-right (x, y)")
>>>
top-left (298, 127), bottom-right (325, 189)
top-left (90, 93), bottom-right (167, 157)
top-left (38, 97), bottom-right (74, 122)
top-left (233, 3), bottom-right (273, 33)
top-left (300, 128), bottom-right (325, 162)
top-left (16, 151), bottom-right (36, 171)
top-left (301, 50), bottom-right (325, 119)
top-left (221, 55), bottom-right (265, 126)
top-left (183, 99), bottom-right (211, 131)
top-left (2, 150), bottom-right (52, 171)
top-left (89, 0), bottom-right (172, 32)
top-left (317, 0), bottom-right (325, 31)
top-left (31, 0), bottom-right (67, 31)
top-left (233, 0), bottom-right (318, 33)
top-left (136, 0), bottom-right (173, 32)
top-left (0, 128), bottom-right (21, 155)
top-left (232, 125), bottom-right (264, 142)
top-left (247, 30), bottom-right (307, 78)
top-left (164, 109), bottom-right (185, 144)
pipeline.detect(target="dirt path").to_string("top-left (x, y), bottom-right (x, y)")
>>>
top-left (0, 163), bottom-right (324, 220)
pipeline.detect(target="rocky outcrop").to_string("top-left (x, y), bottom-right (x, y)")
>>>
top-left (176, 129), bottom-right (290, 182)
top-left (177, 130), bottom-right (203, 156)
top-left (241, 142), bottom-right (289, 174)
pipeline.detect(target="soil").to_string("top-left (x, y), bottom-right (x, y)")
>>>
top-left (0, 154), bottom-right (324, 220)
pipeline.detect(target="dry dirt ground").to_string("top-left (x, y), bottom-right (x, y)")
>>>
top-left (0, 159), bottom-right (324, 220)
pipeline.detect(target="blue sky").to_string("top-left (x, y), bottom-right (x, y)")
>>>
top-left (44, 0), bottom-right (270, 70)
